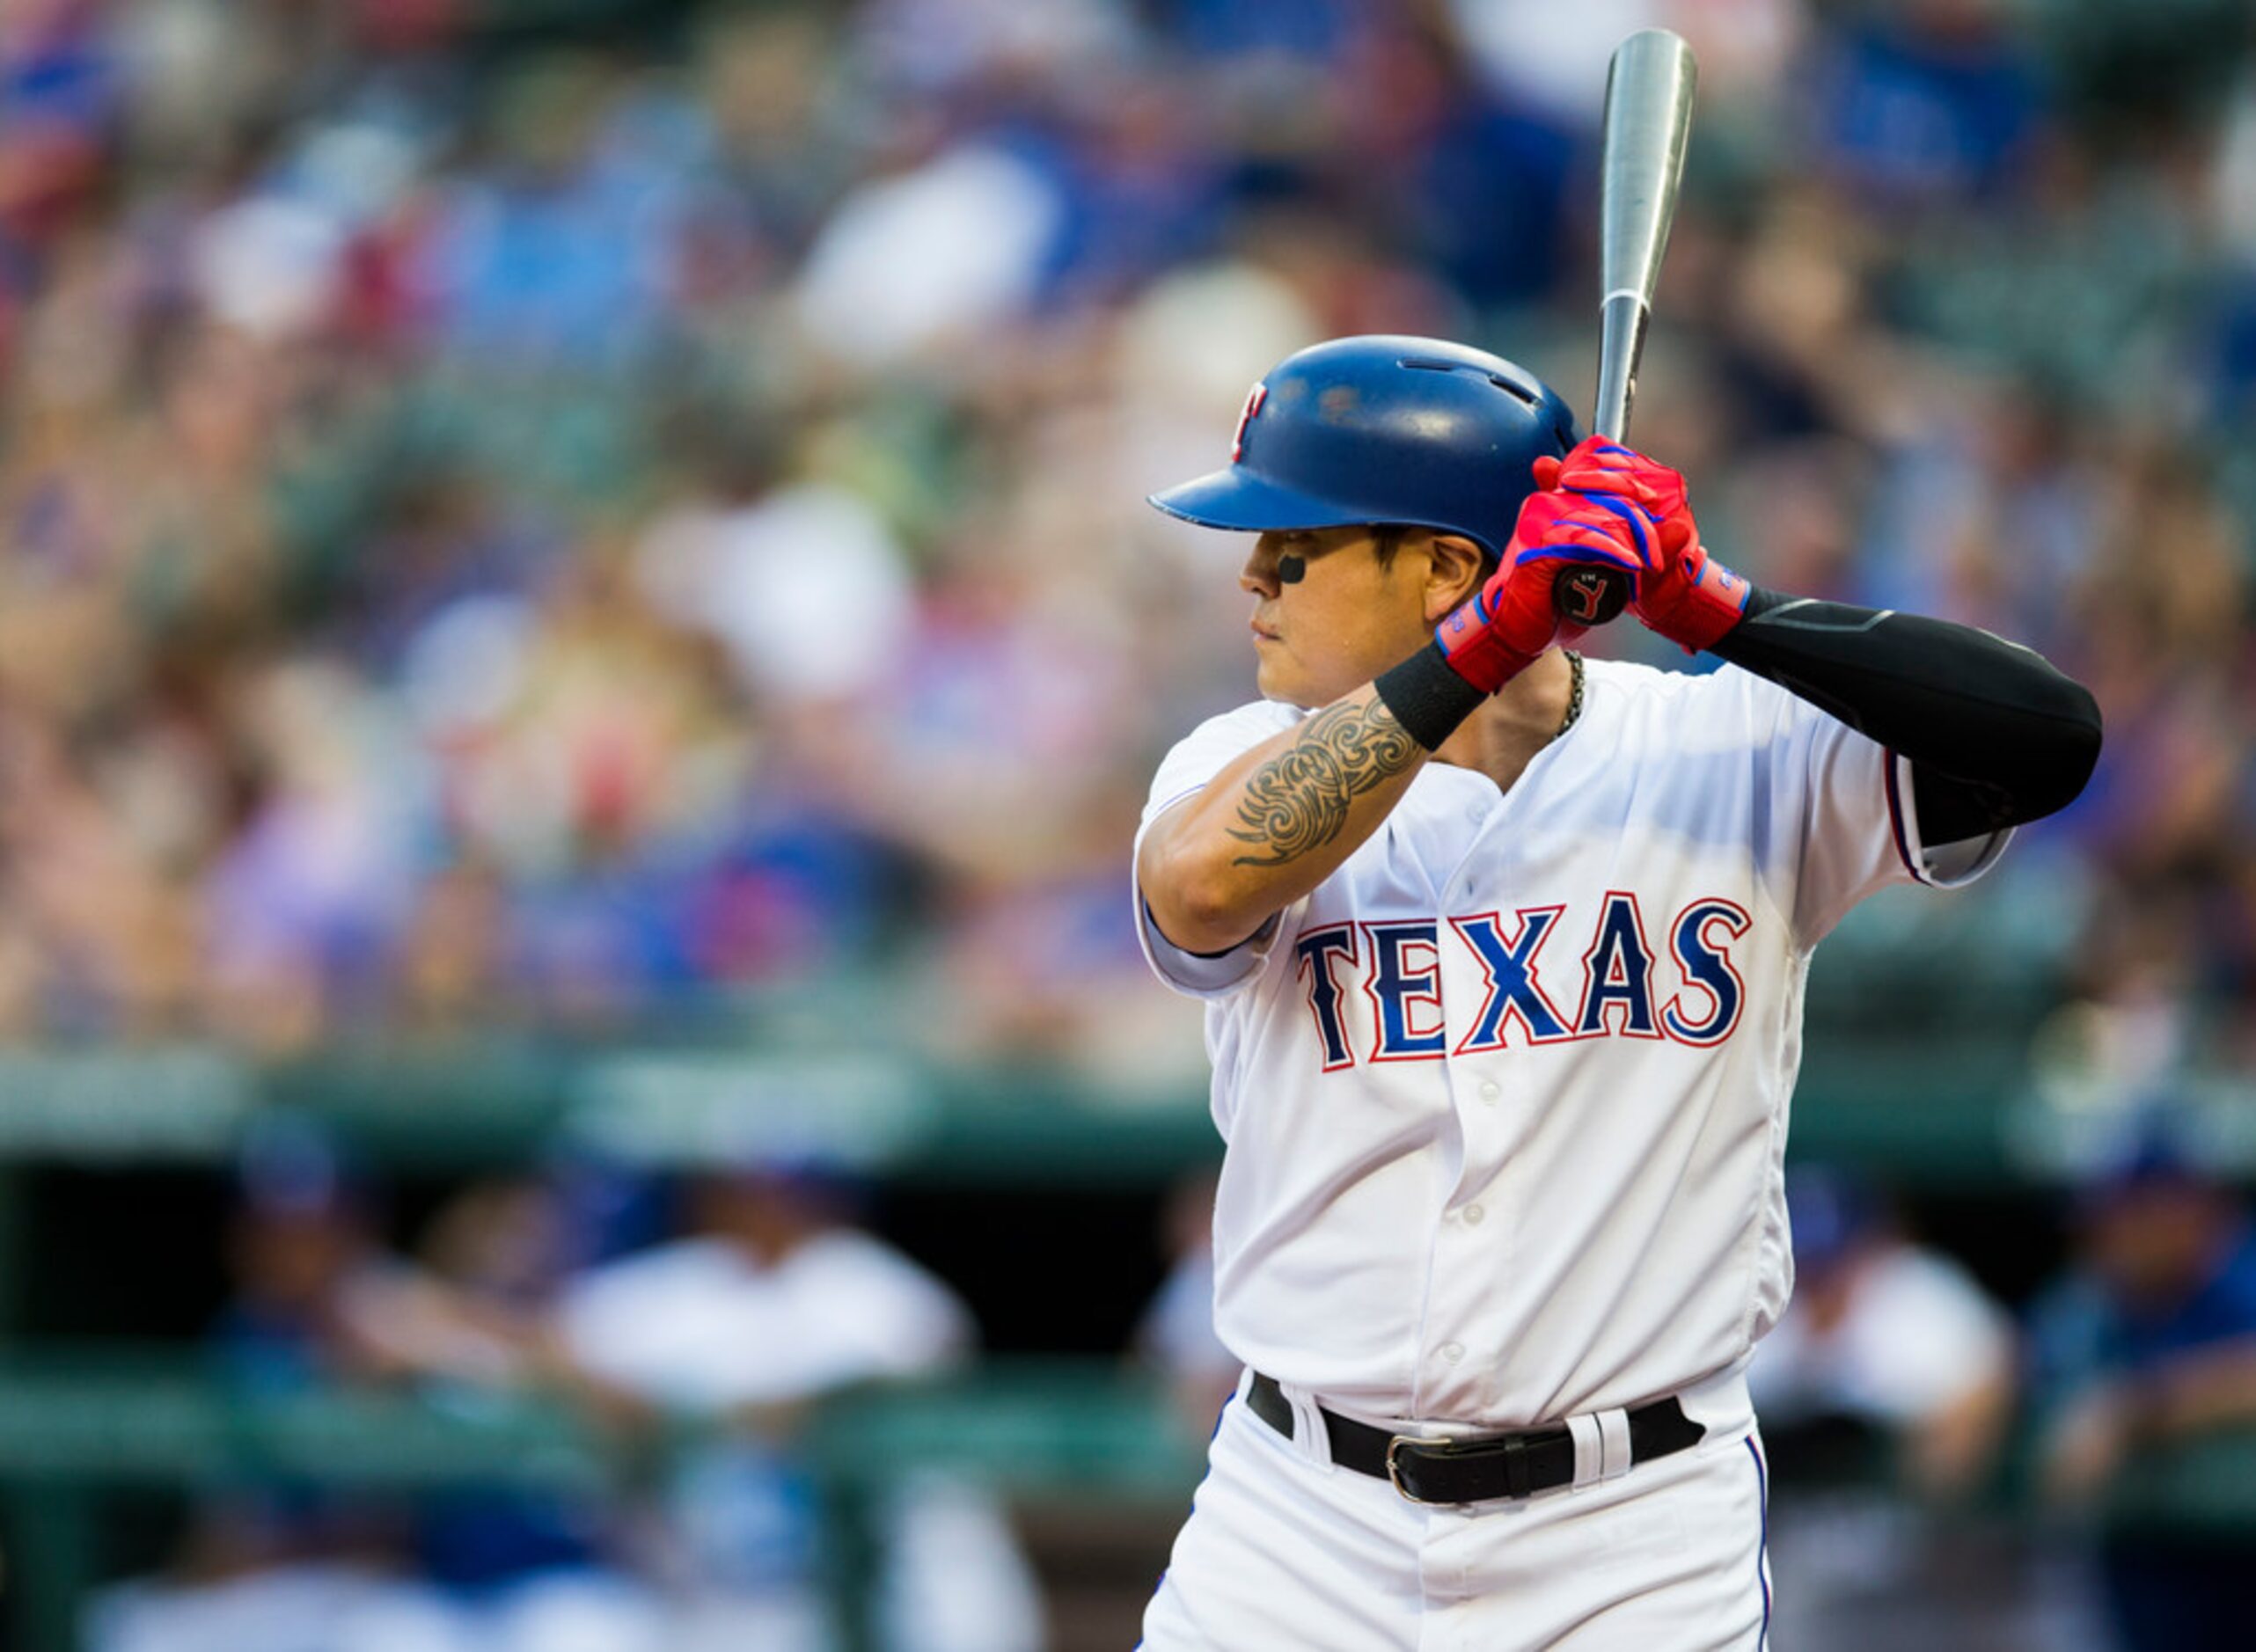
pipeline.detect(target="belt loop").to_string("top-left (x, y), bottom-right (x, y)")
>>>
top-left (1595, 1407), bottom-right (1633, 1480)
top-left (1566, 1414), bottom-right (1604, 1489)
top-left (1282, 1380), bottom-right (1336, 1471)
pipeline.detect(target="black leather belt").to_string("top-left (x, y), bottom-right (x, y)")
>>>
top-left (1247, 1371), bottom-right (1704, 1504)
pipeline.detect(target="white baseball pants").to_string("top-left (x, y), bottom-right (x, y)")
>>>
top-left (1141, 1368), bottom-right (1771, 1651)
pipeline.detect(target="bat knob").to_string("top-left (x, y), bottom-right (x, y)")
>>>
top-left (1554, 566), bottom-right (1631, 627)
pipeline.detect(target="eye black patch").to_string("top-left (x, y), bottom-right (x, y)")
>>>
top-left (1278, 554), bottom-right (1307, 583)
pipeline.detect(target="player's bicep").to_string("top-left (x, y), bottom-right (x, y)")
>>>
top-left (1133, 701), bottom-right (1305, 994)
top-left (1135, 793), bottom-right (1278, 997)
top-left (1788, 737), bottom-right (2011, 945)
top-left (1753, 679), bottom-right (2010, 946)
top-left (1134, 789), bottom-right (1243, 950)
top-left (1779, 722), bottom-right (1898, 943)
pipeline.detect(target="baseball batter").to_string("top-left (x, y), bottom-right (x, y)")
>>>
top-left (1132, 336), bottom-right (2100, 1649)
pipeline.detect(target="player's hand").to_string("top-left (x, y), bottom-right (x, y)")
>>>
top-left (1433, 492), bottom-right (1598, 692)
top-left (1534, 435), bottom-right (1691, 519)
top-left (1535, 437), bottom-right (1750, 654)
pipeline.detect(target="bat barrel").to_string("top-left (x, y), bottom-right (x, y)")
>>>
top-left (1594, 28), bottom-right (1696, 442)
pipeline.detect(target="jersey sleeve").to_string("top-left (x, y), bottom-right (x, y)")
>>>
top-left (1744, 671), bottom-right (2013, 947)
top-left (1132, 700), bottom-right (1300, 998)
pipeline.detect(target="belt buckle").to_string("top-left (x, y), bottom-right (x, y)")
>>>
top-left (1384, 1432), bottom-right (1454, 1503)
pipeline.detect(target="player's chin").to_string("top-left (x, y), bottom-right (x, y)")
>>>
top-left (1252, 652), bottom-right (1302, 705)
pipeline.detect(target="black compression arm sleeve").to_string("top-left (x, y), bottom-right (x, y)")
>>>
top-left (1710, 588), bottom-right (2101, 841)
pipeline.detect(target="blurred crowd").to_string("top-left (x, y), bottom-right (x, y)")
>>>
top-left (6, 4), bottom-right (2254, 1647)
top-left (80, 1128), bottom-right (2256, 1652)
top-left (90, 1126), bottom-right (1045, 1652)
top-left (0, 0), bottom-right (2251, 1078)
top-left (1744, 1138), bottom-right (2256, 1652)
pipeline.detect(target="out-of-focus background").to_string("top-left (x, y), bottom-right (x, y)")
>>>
top-left (0, 0), bottom-right (2253, 1647)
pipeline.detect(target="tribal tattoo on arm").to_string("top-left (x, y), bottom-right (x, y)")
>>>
top-left (1227, 698), bottom-right (1425, 866)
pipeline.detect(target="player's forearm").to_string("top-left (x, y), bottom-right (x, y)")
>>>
top-left (1710, 588), bottom-right (2102, 828)
top-left (1139, 683), bottom-right (1429, 954)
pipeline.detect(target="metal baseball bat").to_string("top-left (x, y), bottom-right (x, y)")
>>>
top-left (1551, 28), bottom-right (1698, 626)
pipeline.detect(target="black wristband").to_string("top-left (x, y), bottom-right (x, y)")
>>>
top-left (1374, 641), bottom-right (1488, 751)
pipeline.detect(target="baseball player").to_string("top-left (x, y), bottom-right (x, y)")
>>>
top-left (1132, 335), bottom-right (2100, 1649)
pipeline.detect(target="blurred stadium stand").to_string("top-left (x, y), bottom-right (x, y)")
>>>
top-left (3, 0), bottom-right (2256, 1646)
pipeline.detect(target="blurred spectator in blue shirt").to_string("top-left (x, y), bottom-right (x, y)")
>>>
top-left (1801, 0), bottom-right (2046, 208)
top-left (92, 1129), bottom-right (446, 1652)
top-left (210, 1121), bottom-right (400, 1391)
top-left (2028, 1131), bottom-right (2256, 1651)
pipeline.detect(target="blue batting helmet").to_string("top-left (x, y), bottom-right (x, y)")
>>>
top-left (1148, 335), bottom-right (1579, 558)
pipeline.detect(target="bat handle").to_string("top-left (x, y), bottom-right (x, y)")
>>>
top-left (1552, 563), bottom-right (1632, 626)
top-left (1591, 290), bottom-right (1647, 442)
top-left (1549, 290), bottom-right (1650, 625)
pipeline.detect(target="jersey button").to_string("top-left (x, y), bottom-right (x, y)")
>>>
top-left (1463, 1203), bottom-right (1485, 1226)
top-left (1478, 1080), bottom-right (1500, 1104)
top-left (1440, 1341), bottom-right (1465, 1363)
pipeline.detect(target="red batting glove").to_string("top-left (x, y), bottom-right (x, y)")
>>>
top-left (1535, 435), bottom-right (1692, 519)
top-left (1535, 437), bottom-right (1750, 654)
top-left (1634, 520), bottom-right (1751, 654)
top-left (1434, 490), bottom-right (1625, 691)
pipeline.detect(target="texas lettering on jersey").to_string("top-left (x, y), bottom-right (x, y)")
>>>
top-left (1293, 891), bottom-right (1751, 1070)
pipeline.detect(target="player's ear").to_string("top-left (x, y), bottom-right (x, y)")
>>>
top-left (1422, 533), bottom-right (1487, 624)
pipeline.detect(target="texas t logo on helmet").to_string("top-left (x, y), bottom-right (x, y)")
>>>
top-left (1230, 383), bottom-right (1267, 462)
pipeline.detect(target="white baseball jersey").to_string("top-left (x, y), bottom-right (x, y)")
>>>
top-left (1135, 657), bottom-right (2007, 1429)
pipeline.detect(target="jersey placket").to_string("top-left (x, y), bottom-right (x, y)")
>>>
top-left (1419, 800), bottom-right (1525, 1420)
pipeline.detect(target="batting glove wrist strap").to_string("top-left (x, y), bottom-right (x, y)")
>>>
top-left (1434, 586), bottom-right (1547, 696)
top-left (1433, 487), bottom-right (1608, 692)
top-left (1376, 641), bottom-right (1491, 750)
top-left (1638, 537), bottom-right (1750, 653)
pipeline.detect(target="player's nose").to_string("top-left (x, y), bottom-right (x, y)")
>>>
top-left (1241, 541), bottom-right (1281, 598)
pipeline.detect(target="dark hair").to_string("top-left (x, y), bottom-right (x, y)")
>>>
top-left (1369, 525), bottom-right (1499, 583)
